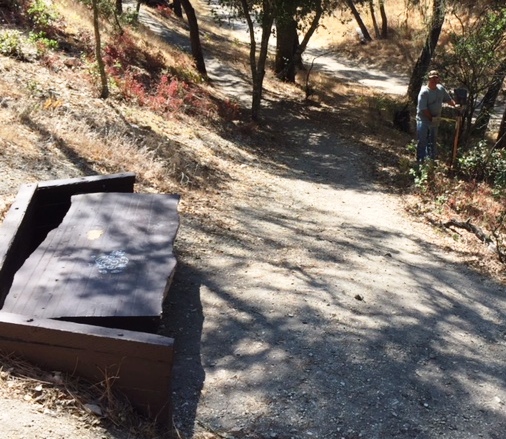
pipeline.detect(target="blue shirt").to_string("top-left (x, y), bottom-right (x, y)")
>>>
top-left (417, 84), bottom-right (453, 122)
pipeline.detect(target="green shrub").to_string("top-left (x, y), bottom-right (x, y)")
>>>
top-left (27, 0), bottom-right (59, 31)
top-left (28, 31), bottom-right (58, 53)
top-left (122, 7), bottom-right (139, 26)
top-left (458, 140), bottom-right (506, 189)
top-left (0, 30), bottom-right (24, 58)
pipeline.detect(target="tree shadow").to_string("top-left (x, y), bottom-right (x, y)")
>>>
top-left (161, 99), bottom-right (506, 438)
top-left (160, 261), bottom-right (205, 437)
top-left (166, 211), bottom-right (506, 438)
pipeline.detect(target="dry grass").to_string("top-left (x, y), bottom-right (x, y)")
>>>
top-left (0, 352), bottom-right (162, 437)
top-left (0, 0), bottom-right (505, 436)
top-left (311, 0), bottom-right (433, 73)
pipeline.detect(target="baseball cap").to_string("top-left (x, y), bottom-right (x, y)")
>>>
top-left (428, 70), bottom-right (439, 78)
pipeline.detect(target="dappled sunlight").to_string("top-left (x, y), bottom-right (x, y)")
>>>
top-left (164, 103), bottom-right (506, 436)
top-left (2, 0), bottom-right (505, 436)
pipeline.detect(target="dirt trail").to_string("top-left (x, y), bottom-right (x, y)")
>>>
top-left (145, 3), bottom-right (506, 437)
top-left (164, 97), bottom-right (506, 437)
top-left (0, 3), bottom-right (504, 439)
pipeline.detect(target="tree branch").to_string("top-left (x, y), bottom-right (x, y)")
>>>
top-left (443, 218), bottom-right (506, 263)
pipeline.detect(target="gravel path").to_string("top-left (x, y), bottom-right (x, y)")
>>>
top-left (2, 3), bottom-right (502, 438)
top-left (149, 3), bottom-right (506, 438)
top-left (163, 107), bottom-right (506, 438)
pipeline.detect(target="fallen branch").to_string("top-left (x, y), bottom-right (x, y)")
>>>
top-left (443, 218), bottom-right (492, 244)
top-left (443, 218), bottom-right (506, 263)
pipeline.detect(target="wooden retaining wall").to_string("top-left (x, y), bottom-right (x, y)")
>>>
top-left (0, 173), bottom-right (175, 424)
top-left (0, 311), bottom-right (173, 423)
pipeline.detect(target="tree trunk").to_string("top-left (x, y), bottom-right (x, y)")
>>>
top-left (275, 16), bottom-right (298, 82)
top-left (92, 0), bottom-right (108, 99)
top-left (473, 59), bottom-right (506, 137)
top-left (407, 0), bottom-right (445, 105)
top-left (497, 107), bottom-right (506, 149)
top-left (379, 0), bottom-right (387, 39)
top-left (180, 0), bottom-right (207, 76)
top-left (252, 7), bottom-right (273, 121)
top-left (173, 0), bottom-right (183, 17)
top-left (346, 0), bottom-right (372, 42)
top-left (240, 0), bottom-right (274, 121)
top-left (276, 3), bottom-right (324, 82)
top-left (369, 0), bottom-right (380, 39)
top-left (116, 0), bottom-right (122, 15)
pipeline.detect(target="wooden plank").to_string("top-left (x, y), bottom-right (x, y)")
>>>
top-left (0, 311), bottom-right (173, 423)
top-left (33, 172), bottom-right (136, 242)
top-left (5, 193), bottom-right (180, 320)
top-left (36, 172), bottom-right (136, 198)
top-left (0, 183), bottom-right (39, 307)
top-left (0, 173), bottom-right (136, 308)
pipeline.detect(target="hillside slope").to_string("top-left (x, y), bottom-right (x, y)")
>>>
top-left (1, 1), bottom-right (505, 439)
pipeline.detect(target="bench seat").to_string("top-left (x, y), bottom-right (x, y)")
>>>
top-left (3, 192), bottom-right (179, 321)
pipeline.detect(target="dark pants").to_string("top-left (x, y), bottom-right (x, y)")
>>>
top-left (416, 120), bottom-right (438, 162)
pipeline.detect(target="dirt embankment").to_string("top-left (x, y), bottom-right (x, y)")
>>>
top-left (1, 1), bottom-right (505, 439)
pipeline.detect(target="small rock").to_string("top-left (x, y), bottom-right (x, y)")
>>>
top-left (354, 294), bottom-right (364, 301)
top-left (63, 57), bottom-right (81, 68)
top-left (84, 403), bottom-right (103, 417)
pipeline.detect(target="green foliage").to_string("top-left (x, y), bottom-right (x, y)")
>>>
top-left (0, 30), bottom-right (24, 58)
top-left (0, 0), bottom-right (60, 56)
top-left (409, 166), bottom-right (429, 192)
top-left (458, 140), bottom-right (506, 189)
top-left (410, 161), bottom-right (432, 191)
top-left (27, 0), bottom-right (59, 31)
top-left (406, 139), bottom-right (417, 154)
top-left (77, 0), bottom-right (115, 18)
top-left (23, 0), bottom-right (60, 52)
top-left (28, 31), bottom-right (58, 53)
top-left (122, 7), bottom-right (140, 25)
top-left (450, 7), bottom-right (506, 79)
top-left (440, 6), bottom-right (506, 113)
top-left (0, 27), bottom-right (56, 60)
top-left (409, 159), bottom-right (449, 194)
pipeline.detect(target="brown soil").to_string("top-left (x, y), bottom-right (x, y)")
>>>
top-left (1, 1), bottom-right (505, 439)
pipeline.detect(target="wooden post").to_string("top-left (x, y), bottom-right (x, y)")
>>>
top-left (451, 110), bottom-right (463, 170)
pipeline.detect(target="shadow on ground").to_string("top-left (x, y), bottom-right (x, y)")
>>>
top-left (161, 107), bottom-right (506, 438)
top-left (147, 3), bottom-right (506, 438)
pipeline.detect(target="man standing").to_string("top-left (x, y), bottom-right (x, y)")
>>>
top-left (416, 70), bottom-right (456, 162)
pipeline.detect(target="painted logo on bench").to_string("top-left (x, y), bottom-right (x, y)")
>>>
top-left (94, 250), bottom-right (129, 274)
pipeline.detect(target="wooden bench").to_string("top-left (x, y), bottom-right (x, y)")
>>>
top-left (4, 192), bottom-right (179, 328)
top-left (0, 174), bottom-right (179, 424)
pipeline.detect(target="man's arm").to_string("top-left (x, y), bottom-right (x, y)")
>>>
top-left (442, 86), bottom-right (456, 107)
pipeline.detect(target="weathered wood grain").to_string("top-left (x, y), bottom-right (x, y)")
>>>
top-left (5, 193), bottom-right (180, 320)
top-left (0, 311), bottom-right (174, 423)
